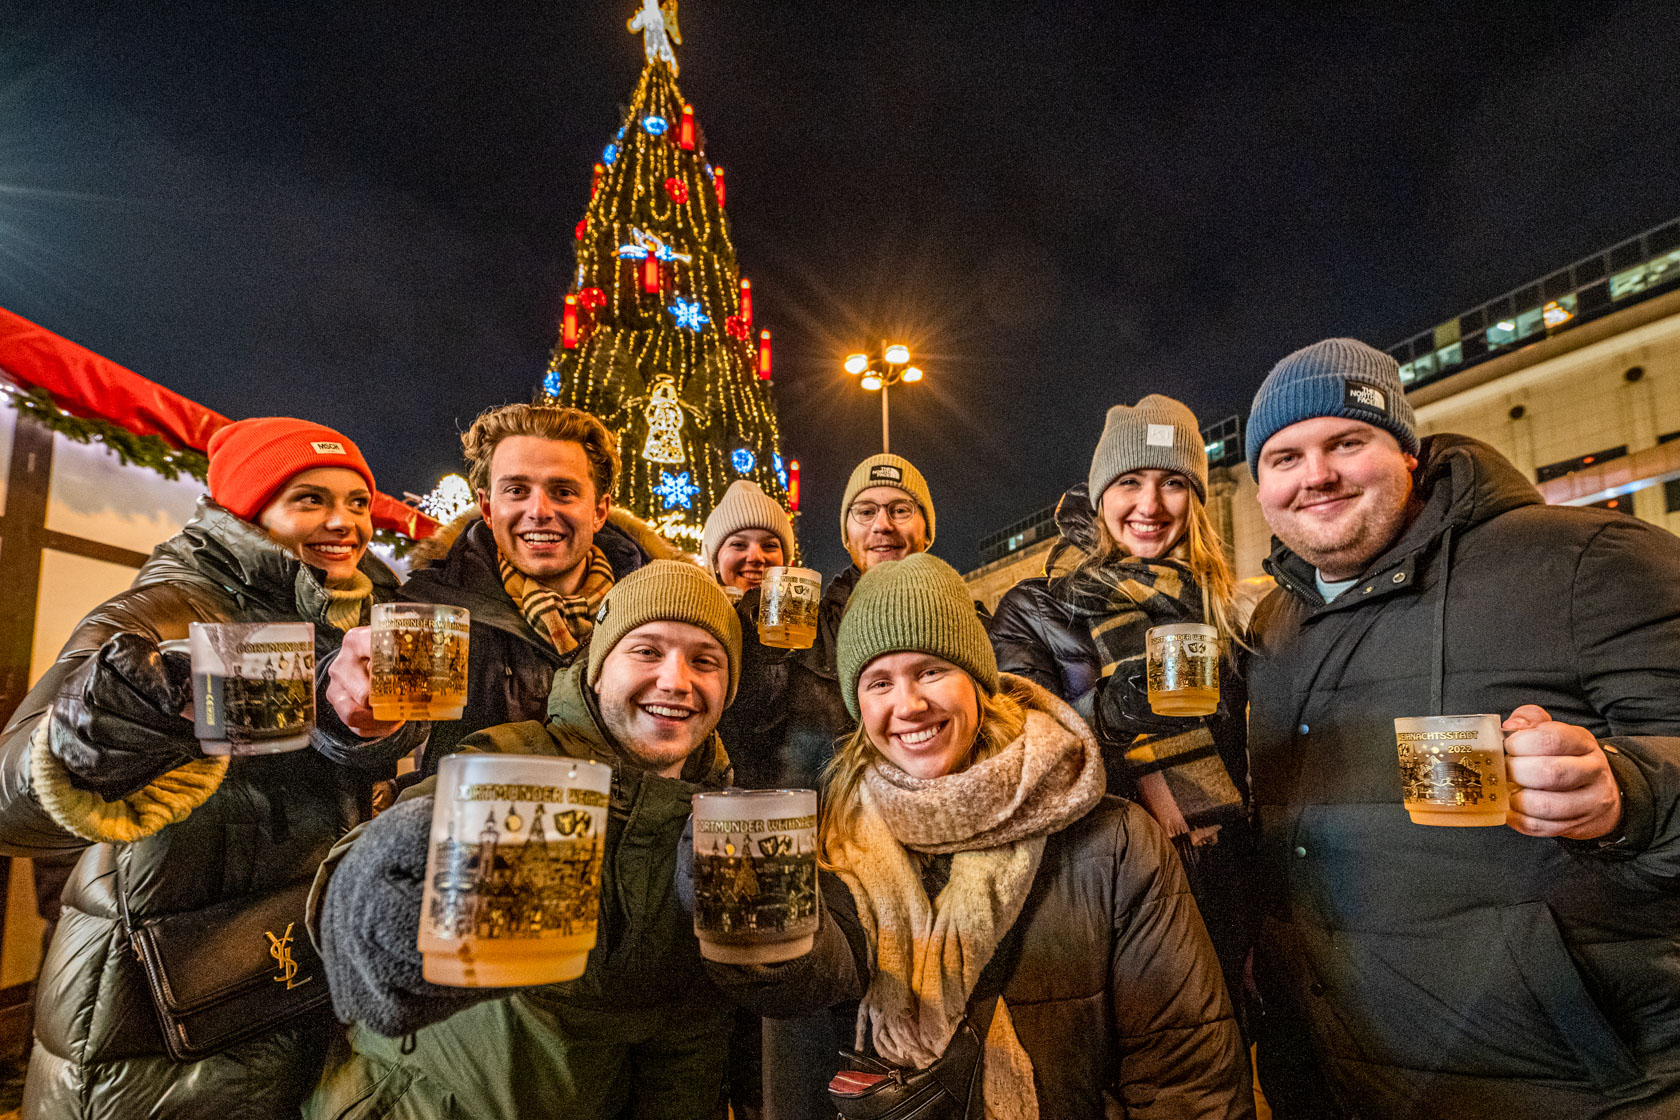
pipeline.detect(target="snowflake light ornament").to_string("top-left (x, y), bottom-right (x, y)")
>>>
top-left (654, 470), bottom-right (700, 510)
top-left (669, 298), bottom-right (708, 331)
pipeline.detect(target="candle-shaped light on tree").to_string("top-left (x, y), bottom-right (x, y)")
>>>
top-left (641, 255), bottom-right (662, 294)
top-left (739, 278), bottom-right (753, 328)
top-left (592, 162), bottom-right (606, 197)
top-left (679, 104), bottom-right (696, 150)
top-left (713, 166), bottom-right (726, 206)
top-left (757, 329), bottom-right (773, 380)
top-left (561, 294), bottom-right (580, 348)
top-left (788, 460), bottom-right (801, 512)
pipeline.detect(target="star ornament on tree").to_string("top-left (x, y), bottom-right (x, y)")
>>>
top-left (669, 298), bottom-right (708, 331)
top-left (654, 470), bottom-right (701, 510)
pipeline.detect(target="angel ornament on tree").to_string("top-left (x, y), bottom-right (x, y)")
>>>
top-left (629, 0), bottom-right (681, 74)
top-left (641, 378), bottom-right (687, 464)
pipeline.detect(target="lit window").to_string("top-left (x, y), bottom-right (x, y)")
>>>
top-left (1486, 319), bottom-right (1517, 348)
top-left (1412, 352), bottom-right (1436, 378)
top-left (1543, 295), bottom-right (1577, 329)
top-left (1398, 362), bottom-right (1415, 384)
top-left (1436, 343), bottom-right (1463, 369)
top-left (1515, 307), bottom-right (1544, 339)
top-left (1611, 264), bottom-right (1648, 300)
top-left (1205, 440), bottom-right (1223, 458)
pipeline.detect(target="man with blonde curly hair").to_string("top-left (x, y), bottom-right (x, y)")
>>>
top-left (324, 403), bottom-right (686, 774)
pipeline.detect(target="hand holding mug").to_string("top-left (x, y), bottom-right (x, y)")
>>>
top-left (1502, 705), bottom-right (1621, 840)
top-left (327, 627), bottom-right (406, 739)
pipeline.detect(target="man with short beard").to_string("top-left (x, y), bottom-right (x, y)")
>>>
top-left (322, 404), bottom-right (686, 773)
top-left (309, 561), bottom-right (742, 1119)
top-left (1243, 338), bottom-right (1680, 1119)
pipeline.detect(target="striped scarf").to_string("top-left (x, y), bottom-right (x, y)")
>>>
top-left (1053, 547), bottom-right (1242, 855)
top-left (498, 548), bottom-right (615, 655)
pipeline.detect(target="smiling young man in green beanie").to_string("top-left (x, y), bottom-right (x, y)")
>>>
top-left (307, 560), bottom-right (743, 1120)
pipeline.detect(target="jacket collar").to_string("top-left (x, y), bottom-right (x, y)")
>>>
top-left (1265, 433), bottom-right (1542, 612)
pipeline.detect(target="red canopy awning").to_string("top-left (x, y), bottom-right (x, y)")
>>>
top-left (0, 306), bottom-right (437, 538)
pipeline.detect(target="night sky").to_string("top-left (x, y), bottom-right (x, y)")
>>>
top-left (3, 1), bottom-right (1678, 574)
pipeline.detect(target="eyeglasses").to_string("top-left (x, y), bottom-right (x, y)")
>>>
top-left (848, 500), bottom-right (919, 526)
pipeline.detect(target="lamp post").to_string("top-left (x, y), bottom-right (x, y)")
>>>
top-left (843, 343), bottom-right (923, 453)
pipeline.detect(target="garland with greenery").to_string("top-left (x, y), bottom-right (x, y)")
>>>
top-left (6, 384), bottom-right (208, 482)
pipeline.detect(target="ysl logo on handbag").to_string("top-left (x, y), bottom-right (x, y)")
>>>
top-left (265, 923), bottom-right (313, 989)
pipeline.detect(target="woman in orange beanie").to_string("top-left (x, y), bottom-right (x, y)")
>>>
top-left (0, 416), bottom-right (424, 1120)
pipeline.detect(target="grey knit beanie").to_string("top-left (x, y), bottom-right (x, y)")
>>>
top-left (701, 480), bottom-right (796, 575)
top-left (836, 553), bottom-right (997, 720)
top-left (1246, 337), bottom-right (1418, 478)
top-left (1087, 394), bottom-right (1208, 506)
top-left (587, 560), bottom-right (743, 704)
top-left (839, 454), bottom-right (936, 548)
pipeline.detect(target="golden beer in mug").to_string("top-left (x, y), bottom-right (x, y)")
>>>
top-left (371, 603), bottom-right (470, 721)
top-left (757, 567), bottom-right (822, 650)
top-left (1395, 714), bottom-right (1509, 827)
top-left (419, 753), bottom-right (613, 987)
top-left (1146, 623), bottom-right (1220, 717)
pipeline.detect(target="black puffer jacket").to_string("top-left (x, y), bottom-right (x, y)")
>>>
top-left (399, 509), bottom-right (684, 775)
top-left (718, 564), bottom-right (860, 791)
top-left (988, 485), bottom-right (1256, 1024)
top-left (1248, 434), bottom-right (1680, 1119)
top-left (0, 497), bottom-right (414, 1120)
top-left (718, 796), bottom-right (1254, 1118)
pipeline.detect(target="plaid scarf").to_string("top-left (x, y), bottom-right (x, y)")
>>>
top-left (1052, 545), bottom-right (1242, 857)
top-left (498, 547), bottom-right (615, 655)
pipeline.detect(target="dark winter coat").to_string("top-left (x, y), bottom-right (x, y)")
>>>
top-left (307, 659), bottom-right (734, 1120)
top-left (988, 486), bottom-right (1257, 1015)
top-left (1247, 434), bottom-right (1680, 1119)
top-left (0, 496), bottom-right (415, 1120)
top-left (718, 563), bottom-right (861, 791)
top-left (717, 796), bottom-right (1255, 1118)
top-left (399, 508), bottom-right (684, 775)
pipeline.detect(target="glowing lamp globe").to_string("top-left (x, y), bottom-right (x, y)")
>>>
top-left (884, 344), bottom-right (910, 365)
top-left (861, 374), bottom-right (883, 391)
top-left (844, 354), bottom-right (869, 375)
top-left (902, 366), bottom-right (924, 382)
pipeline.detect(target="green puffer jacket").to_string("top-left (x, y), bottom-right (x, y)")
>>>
top-left (0, 496), bottom-right (417, 1120)
top-left (307, 660), bottom-right (735, 1120)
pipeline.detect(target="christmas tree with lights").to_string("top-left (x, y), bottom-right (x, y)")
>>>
top-left (541, 1), bottom-right (790, 553)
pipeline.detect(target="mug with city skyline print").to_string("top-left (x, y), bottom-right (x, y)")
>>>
top-left (1395, 713), bottom-right (1510, 827)
top-left (419, 753), bottom-right (613, 987)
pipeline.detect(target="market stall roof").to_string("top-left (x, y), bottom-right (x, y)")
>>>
top-left (0, 306), bottom-right (437, 538)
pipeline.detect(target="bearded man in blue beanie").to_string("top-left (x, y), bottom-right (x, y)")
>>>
top-left (1243, 338), bottom-right (1680, 1119)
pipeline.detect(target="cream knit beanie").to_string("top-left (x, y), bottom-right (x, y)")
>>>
top-left (587, 560), bottom-right (743, 704)
top-left (1087, 394), bottom-right (1208, 506)
top-left (838, 454), bottom-right (936, 548)
top-left (701, 480), bottom-right (796, 575)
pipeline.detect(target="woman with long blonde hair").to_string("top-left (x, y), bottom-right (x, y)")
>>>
top-left (989, 394), bottom-right (1260, 1028)
top-left (714, 553), bottom-right (1250, 1118)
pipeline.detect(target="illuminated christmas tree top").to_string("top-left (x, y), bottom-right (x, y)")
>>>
top-left (541, 2), bottom-right (790, 553)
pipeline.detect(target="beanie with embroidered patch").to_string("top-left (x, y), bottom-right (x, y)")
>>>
top-left (1246, 337), bottom-right (1418, 479)
top-left (208, 418), bottom-right (376, 522)
top-left (701, 480), bottom-right (796, 575)
top-left (836, 553), bottom-right (996, 720)
top-left (838, 454), bottom-right (936, 549)
top-left (586, 560), bottom-right (743, 705)
top-left (1086, 394), bottom-right (1208, 506)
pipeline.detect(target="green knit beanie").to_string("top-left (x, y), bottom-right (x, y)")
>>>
top-left (836, 553), bottom-right (997, 720)
top-left (586, 560), bottom-right (743, 704)
top-left (1087, 394), bottom-right (1208, 505)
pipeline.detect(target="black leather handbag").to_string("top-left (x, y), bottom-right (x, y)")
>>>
top-left (118, 872), bottom-right (330, 1062)
top-left (828, 993), bottom-right (1001, 1120)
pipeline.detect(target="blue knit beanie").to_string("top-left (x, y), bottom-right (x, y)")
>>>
top-left (1246, 338), bottom-right (1419, 478)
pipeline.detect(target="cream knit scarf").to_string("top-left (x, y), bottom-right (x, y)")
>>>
top-left (828, 676), bottom-right (1105, 1120)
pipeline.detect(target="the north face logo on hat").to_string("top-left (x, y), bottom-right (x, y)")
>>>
top-left (870, 465), bottom-right (903, 483)
top-left (1344, 381), bottom-right (1388, 413)
top-left (311, 441), bottom-right (347, 455)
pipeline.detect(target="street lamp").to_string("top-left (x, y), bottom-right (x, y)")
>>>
top-left (843, 342), bottom-right (923, 453)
